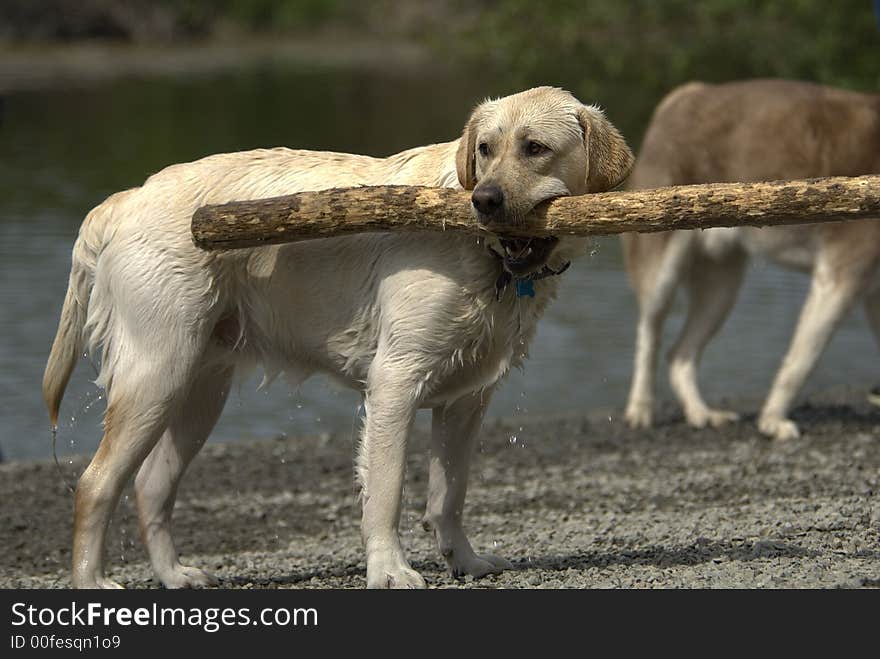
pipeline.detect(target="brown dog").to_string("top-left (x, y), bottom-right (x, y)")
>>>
top-left (622, 79), bottom-right (880, 440)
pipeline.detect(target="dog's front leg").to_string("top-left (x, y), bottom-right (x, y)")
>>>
top-left (423, 390), bottom-right (513, 579)
top-left (357, 366), bottom-right (424, 589)
top-left (759, 257), bottom-right (862, 440)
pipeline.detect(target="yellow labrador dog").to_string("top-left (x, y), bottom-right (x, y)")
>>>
top-left (622, 79), bottom-right (880, 440)
top-left (44, 86), bottom-right (633, 589)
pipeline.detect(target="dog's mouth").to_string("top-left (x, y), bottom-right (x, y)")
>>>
top-left (498, 236), bottom-right (558, 277)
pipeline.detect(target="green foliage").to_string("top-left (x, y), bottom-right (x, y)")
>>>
top-left (442, 0), bottom-right (879, 97)
top-left (157, 0), bottom-right (362, 32)
top-left (8, 1), bottom-right (877, 135)
top-left (415, 0), bottom-right (877, 139)
top-left (161, 1), bottom-right (876, 134)
top-left (217, 0), bottom-right (349, 30)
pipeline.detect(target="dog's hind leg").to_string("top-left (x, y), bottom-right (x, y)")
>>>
top-left (135, 362), bottom-right (233, 588)
top-left (357, 360), bottom-right (424, 589)
top-left (423, 390), bottom-right (512, 579)
top-left (72, 350), bottom-right (199, 588)
top-left (668, 249), bottom-right (746, 428)
top-left (624, 232), bottom-right (694, 428)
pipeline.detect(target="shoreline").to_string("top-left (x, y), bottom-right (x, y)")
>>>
top-left (0, 36), bottom-right (436, 95)
top-left (2, 388), bottom-right (878, 588)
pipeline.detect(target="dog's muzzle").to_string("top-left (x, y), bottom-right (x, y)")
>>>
top-left (471, 184), bottom-right (505, 223)
top-left (472, 186), bottom-right (560, 278)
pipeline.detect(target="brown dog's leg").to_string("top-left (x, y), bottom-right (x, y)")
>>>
top-left (668, 248), bottom-right (746, 428)
top-left (759, 249), bottom-right (871, 439)
top-left (624, 232), bottom-right (693, 428)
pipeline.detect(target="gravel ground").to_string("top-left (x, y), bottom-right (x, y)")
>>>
top-left (2, 388), bottom-right (879, 589)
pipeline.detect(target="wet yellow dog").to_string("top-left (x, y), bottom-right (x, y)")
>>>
top-left (44, 87), bottom-right (633, 588)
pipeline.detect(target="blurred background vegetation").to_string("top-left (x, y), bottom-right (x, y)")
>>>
top-left (3, 1), bottom-right (878, 139)
top-left (2, 1), bottom-right (878, 92)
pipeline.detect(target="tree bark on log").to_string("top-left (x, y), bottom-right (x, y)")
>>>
top-left (191, 175), bottom-right (880, 251)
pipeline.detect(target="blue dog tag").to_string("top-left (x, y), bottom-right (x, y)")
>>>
top-left (515, 278), bottom-right (535, 298)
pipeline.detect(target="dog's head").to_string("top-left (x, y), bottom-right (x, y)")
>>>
top-left (456, 86), bottom-right (634, 275)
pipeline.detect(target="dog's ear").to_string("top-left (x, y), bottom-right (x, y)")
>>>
top-left (577, 106), bottom-right (634, 192)
top-left (455, 104), bottom-right (485, 190)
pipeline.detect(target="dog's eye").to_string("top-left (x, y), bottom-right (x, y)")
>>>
top-left (478, 142), bottom-right (490, 157)
top-left (526, 141), bottom-right (548, 156)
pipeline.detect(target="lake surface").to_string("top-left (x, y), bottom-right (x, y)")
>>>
top-left (0, 58), bottom-right (876, 461)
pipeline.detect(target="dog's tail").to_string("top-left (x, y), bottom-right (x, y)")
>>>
top-left (42, 198), bottom-right (118, 428)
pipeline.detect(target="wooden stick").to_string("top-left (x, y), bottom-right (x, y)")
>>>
top-left (191, 175), bottom-right (880, 251)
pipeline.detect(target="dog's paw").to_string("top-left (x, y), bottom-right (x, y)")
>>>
top-left (447, 551), bottom-right (513, 579)
top-left (624, 402), bottom-right (654, 429)
top-left (159, 564), bottom-right (218, 589)
top-left (758, 415), bottom-right (800, 441)
top-left (97, 578), bottom-right (125, 590)
top-left (366, 557), bottom-right (426, 589)
top-left (74, 575), bottom-right (125, 589)
top-left (687, 407), bottom-right (740, 429)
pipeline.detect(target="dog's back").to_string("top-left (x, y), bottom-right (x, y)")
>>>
top-left (632, 79), bottom-right (880, 188)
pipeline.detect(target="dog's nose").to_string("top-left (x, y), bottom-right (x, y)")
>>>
top-left (471, 185), bottom-right (504, 221)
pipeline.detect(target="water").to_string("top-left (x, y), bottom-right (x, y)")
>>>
top-left (0, 58), bottom-right (875, 462)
